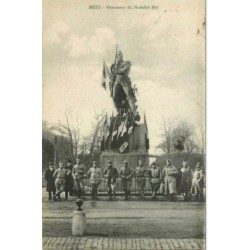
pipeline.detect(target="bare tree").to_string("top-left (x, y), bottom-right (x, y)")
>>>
top-left (51, 109), bottom-right (80, 158)
top-left (195, 119), bottom-right (205, 154)
top-left (89, 112), bottom-right (105, 156)
top-left (79, 111), bottom-right (105, 156)
top-left (157, 117), bottom-right (176, 154)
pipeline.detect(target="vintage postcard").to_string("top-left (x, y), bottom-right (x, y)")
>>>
top-left (43, 0), bottom-right (205, 249)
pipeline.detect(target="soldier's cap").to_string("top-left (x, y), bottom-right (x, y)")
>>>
top-left (123, 160), bottom-right (128, 165)
top-left (107, 160), bottom-right (112, 164)
top-left (49, 162), bottom-right (53, 166)
top-left (67, 159), bottom-right (72, 163)
top-left (93, 161), bottom-right (97, 164)
top-left (151, 161), bottom-right (157, 165)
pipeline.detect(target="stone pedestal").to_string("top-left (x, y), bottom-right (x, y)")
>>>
top-left (72, 211), bottom-right (86, 236)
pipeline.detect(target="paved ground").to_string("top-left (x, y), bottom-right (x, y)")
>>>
top-left (42, 188), bottom-right (205, 249)
top-left (43, 237), bottom-right (205, 250)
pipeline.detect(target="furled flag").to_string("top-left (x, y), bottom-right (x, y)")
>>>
top-left (101, 61), bottom-right (111, 90)
top-left (111, 116), bottom-right (118, 141)
top-left (116, 120), bottom-right (124, 140)
top-left (103, 114), bottom-right (110, 142)
top-left (121, 115), bottom-right (128, 137)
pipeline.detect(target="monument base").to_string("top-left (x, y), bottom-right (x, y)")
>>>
top-left (100, 151), bottom-right (149, 171)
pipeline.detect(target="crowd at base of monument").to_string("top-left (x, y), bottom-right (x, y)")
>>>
top-left (44, 158), bottom-right (205, 203)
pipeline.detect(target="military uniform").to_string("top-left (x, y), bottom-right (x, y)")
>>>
top-left (162, 165), bottom-right (178, 201)
top-left (104, 165), bottom-right (118, 200)
top-left (53, 167), bottom-right (69, 201)
top-left (135, 165), bottom-right (147, 199)
top-left (64, 165), bottom-right (74, 200)
top-left (179, 166), bottom-right (192, 200)
top-left (149, 165), bottom-right (161, 199)
top-left (87, 166), bottom-right (102, 200)
top-left (191, 167), bottom-right (204, 201)
top-left (72, 163), bottom-right (86, 198)
top-left (44, 168), bottom-right (56, 200)
top-left (120, 163), bottom-right (133, 200)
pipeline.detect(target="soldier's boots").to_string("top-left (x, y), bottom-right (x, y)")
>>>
top-left (113, 192), bottom-right (117, 201)
top-left (58, 194), bottom-right (61, 202)
top-left (49, 192), bottom-right (52, 200)
top-left (127, 191), bottom-right (131, 200)
top-left (140, 191), bottom-right (145, 200)
top-left (65, 192), bottom-right (68, 200)
top-left (124, 191), bottom-right (128, 200)
top-left (170, 194), bottom-right (176, 202)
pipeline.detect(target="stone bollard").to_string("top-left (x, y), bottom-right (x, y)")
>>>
top-left (72, 199), bottom-right (86, 236)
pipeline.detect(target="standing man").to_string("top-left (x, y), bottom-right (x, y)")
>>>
top-left (179, 161), bottom-right (192, 201)
top-left (191, 162), bottom-right (204, 201)
top-left (86, 161), bottom-right (102, 200)
top-left (72, 158), bottom-right (86, 199)
top-left (135, 160), bottom-right (147, 200)
top-left (53, 160), bottom-right (70, 201)
top-left (64, 159), bottom-right (74, 200)
top-left (119, 161), bottom-right (133, 200)
top-left (104, 160), bottom-right (118, 200)
top-left (162, 159), bottom-right (178, 201)
top-left (44, 162), bottom-right (56, 200)
top-left (148, 161), bottom-right (161, 200)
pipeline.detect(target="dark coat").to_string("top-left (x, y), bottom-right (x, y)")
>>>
top-left (45, 169), bottom-right (56, 192)
top-left (64, 166), bottom-right (74, 192)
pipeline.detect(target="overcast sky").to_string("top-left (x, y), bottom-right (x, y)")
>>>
top-left (43, 0), bottom-right (205, 154)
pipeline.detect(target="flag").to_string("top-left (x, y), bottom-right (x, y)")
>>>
top-left (128, 126), bottom-right (133, 135)
top-left (112, 130), bottom-right (117, 141)
top-left (116, 120), bottom-right (124, 139)
top-left (101, 61), bottom-right (110, 90)
top-left (144, 113), bottom-right (148, 133)
top-left (103, 114), bottom-right (110, 142)
top-left (111, 116), bottom-right (118, 141)
top-left (121, 115), bottom-right (128, 137)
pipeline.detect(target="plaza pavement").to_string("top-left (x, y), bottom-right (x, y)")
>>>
top-left (43, 237), bottom-right (205, 249)
top-left (42, 188), bottom-right (205, 249)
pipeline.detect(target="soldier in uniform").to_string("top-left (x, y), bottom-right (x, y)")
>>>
top-left (44, 162), bottom-right (56, 200)
top-left (119, 161), bottom-right (133, 200)
top-left (72, 158), bottom-right (86, 199)
top-left (86, 161), bottom-right (102, 200)
top-left (179, 161), bottom-right (192, 201)
top-left (103, 160), bottom-right (119, 200)
top-left (191, 162), bottom-right (204, 201)
top-left (135, 160), bottom-right (147, 200)
top-left (111, 51), bottom-right (139, 119)
top-left (148, 161), bottom-right (161, 200)
top-left (162, 159), bottom-right (178, 201)
top-left (64, 159), bottom-right (74, 200)
top-left (53, 160), bottom-right (70, 201)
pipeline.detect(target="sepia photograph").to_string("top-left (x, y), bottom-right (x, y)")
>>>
top-left (42, 0), bottom-right (205, 249)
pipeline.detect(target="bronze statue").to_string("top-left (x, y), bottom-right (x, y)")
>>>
top-left (109, 49), bottom-right (140, 121)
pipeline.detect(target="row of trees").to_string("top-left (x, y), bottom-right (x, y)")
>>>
top-left (157, 117), bottom-right (205, 155)
top-left (42, 109), bottom-right (105, 169)
top-left (42, 111), bottom-right (205, 170)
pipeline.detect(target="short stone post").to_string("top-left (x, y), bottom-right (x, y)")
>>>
top-left (72, 199), bottom-right (86, 236)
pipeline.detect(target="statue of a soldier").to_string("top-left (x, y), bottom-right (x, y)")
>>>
top-left (110, 50), bottom-right (140, 121)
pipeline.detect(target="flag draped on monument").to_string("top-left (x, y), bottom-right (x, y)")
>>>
top-left (101, 61), bottom-right (110, 90)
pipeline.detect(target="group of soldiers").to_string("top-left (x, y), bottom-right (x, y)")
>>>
top-left (44, 158), bottom-right (204, 202)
